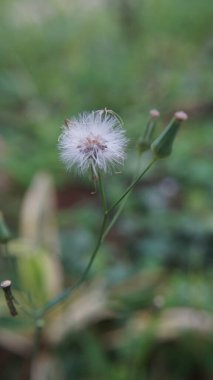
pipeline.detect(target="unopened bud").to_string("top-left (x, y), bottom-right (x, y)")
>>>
top-left (0, 212), bottom-right (11, 243)
top-left (151, 111), bottom-right (188, 158)
top-left (137, 109), bottom-right (160, 154)
top-left (150, 109), bottom-right (160, 118)
top-left (174, 111), bottom-right (188, 121)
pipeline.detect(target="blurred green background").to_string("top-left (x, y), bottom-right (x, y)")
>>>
top-left (0, 0), bottom-right (213, 379)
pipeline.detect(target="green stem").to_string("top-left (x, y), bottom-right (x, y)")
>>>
top-left (38, 174), bottom-right (108, 317)
top-left (32, 319), bottom-right (44, 358)
top-left (39, 212), bottom-right (108, 316)
top-left (102, 196), bottom-right (128, 242)
top-left (107, 158), bottom-right (157, 214)
top-left (98, 171), bottom-right (107, 213)
top-left (102, 158), bottom-right (156, 241)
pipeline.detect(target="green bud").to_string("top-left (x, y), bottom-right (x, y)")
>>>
top-left (151, 111), bottom-right (188, 159)
top-left (137, 109), bottom-right (160, 154)
top-left (0, 212), bottom-right (11, 243)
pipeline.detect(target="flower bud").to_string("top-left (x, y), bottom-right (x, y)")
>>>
top-left (137, 109), bottom-right (160, 154)
top-left (0, 212), bottom-right (11, 243)
top-left (151, 111), bottom-right (188, 158)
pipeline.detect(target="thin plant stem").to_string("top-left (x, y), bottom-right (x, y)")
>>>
top-left (102, 157), bottom-right (156, 241)
top-left (37, 173), bottom-right (108, 317)
top-left (32, 319), bottom-right (44, 358)
top-left (102, 196), bottom-right (128, 242)
top-left (107, 158), bottom-right (157, 214)
top-left (39, 213), bottom-right (108, 315)
top-left (98, 171), bottom-right (108, 213)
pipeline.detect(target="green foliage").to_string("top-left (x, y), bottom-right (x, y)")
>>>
top-left (0, 1), bottom-right (213, 379)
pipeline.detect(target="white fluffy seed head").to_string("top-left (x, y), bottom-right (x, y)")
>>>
top-left (58, 110), bottom-right (128, 176)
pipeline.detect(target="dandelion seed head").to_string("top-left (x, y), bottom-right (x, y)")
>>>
top-left (58, 110), bottom-right (128, 175)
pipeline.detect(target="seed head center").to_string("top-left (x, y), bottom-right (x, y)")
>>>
top-left (78, 136), bottom-right (107, 155)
